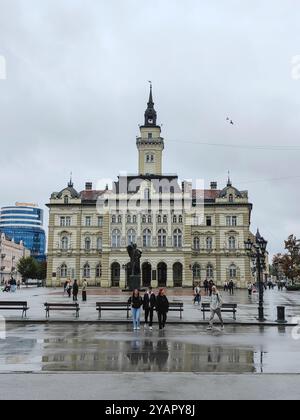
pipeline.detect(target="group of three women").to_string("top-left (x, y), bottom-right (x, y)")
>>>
top-left (128, 287), bottom-right (169, 330)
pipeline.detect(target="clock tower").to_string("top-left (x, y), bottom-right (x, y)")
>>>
top-left (136, 84), bottom-right (164, 175)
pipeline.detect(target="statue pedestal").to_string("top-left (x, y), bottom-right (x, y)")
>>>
top-left (128, 275), bottom-right (141, 291)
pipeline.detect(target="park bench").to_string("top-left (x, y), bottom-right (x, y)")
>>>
top-left (168, 302), bottom-right (184, 319)
top-left (96, 302), bottom-right (130, 319)
top-left (96, 301), bottom-right (184, 320)
top-left (44, 303), bottom-right (80, 318)
top-left (201, 302), bottom-right (237, 320)
top-left (0, 301), bottom-right (29, 318)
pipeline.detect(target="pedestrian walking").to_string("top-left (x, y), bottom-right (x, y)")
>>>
top-left (247, 282), bottom-right (253, 297)
top-left (128, 289), bottom-right (143, 330)
top-left (156, 288), bottom-right (169, 330)
top-left (67, 280), bottom-right (72, 298)
top-left (63, 280), bottom-right (68, 295)
top-left (208, 280), bottom-right (214, 296)
top-left (207, 286), bottom-right (224, 331)
top-left (203, 279), bottom-right (209, 296)
top-left (193, 283), bottom-right (201, 305)
top-left (72, 279), bottom-right (79, 302)
top-left (17, 279), bottom-right (21, 290)
top-left (10, 277), bottom-right (17, 293)
top-left (143, 287), bottom-right (156, 329)
top-left (82, 279), bottom-right (87, 302)
top-left (228, 280), bottom-right (234, 295)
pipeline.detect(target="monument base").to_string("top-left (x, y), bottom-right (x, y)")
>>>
top-left (127, 274), bottom-right (141, 291)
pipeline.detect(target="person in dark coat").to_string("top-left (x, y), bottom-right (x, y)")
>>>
top-left (156, 288), bottom-right (169, 330)
top-left (72, 279), bottom-right (79, 302)
top-left (143, 287), bottom-right (156, 330)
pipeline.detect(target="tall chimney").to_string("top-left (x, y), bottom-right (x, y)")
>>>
top-left (85, 182), bottom-right (93, 190)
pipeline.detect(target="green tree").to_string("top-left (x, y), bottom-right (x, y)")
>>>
top-left (273, 235), bottom-right (300, 284)
top-left (17, 257), bottom-right (38, 283)
top-left (36, 261), bottom-right (47, 282)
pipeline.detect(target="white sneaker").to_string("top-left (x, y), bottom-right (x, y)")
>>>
top-left (137, 327), bottom-right (140, 330)
top-left (206, 326), bottom-right (212, 331)
top-left (149, 326), bottom-right (153, 330)
top-left (133, 327), bottom-right (137, 330)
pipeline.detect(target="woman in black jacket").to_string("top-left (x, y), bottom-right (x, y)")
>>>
top-left (128, 289), bottom-right (143, 330)
top-left (156, 288), bottom-right (169, 330)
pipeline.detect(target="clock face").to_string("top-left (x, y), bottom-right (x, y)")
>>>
top-left (148, 118), bottom-right (153, 124)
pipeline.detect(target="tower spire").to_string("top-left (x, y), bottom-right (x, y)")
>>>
top-left (144, 81), bottom-right (157, 126)
top-left (227, 170), bottom-right (232, 187)
top-left (68, 172), bottom-right (73, 188)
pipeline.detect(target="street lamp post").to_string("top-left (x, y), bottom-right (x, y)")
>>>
top-left (245, 229), bottom-right (268, 322)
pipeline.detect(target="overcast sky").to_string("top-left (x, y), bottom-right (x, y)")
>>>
top-left (0, 0), bottom-right (300, 257)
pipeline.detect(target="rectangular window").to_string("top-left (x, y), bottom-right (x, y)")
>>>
top-left (226, 216), bottom-right (237, 226)
top-left (148, 133), bottom-right (153, 139)
top-left (85, 216), bottom-right (91, 227)
top-left (66, 217), bottom-right (71, 226)
top-left (98, 216), bottom-right (103, 227)
top-left (60, 217), bottom-right (65, 227)
top-left (206, 216), bottom-right (212, 226)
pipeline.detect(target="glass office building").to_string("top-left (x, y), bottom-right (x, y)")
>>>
top-left (0, 203), bottom-right (46, 261)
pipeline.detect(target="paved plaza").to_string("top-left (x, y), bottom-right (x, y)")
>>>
top-left (0, 286), bottom-right (300, 324)
top-left (0, 287), bottom-right (300, 400)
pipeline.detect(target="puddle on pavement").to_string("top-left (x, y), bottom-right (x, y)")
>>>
top-left (0, 324), bottom-right (298, 374)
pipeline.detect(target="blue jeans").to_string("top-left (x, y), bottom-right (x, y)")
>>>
top-left (132, 308), bottom-right (141, 329)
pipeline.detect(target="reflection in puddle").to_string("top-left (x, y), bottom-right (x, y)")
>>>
top-left (1, 324), bottom-right (298, 374)
top-left (40, 337), bottom-right (256, 373)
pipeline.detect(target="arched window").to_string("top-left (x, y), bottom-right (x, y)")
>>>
top-left (229, 264), bottom-right (237, 278)
top-left (229, 194), bottom-right (234, 203)
top-left (96, 264), bottom-right (102, 278)
top-left (112, 229), bottom-right (121, 248)
top-left (173, 229), bottom-right (182, 248)
top-left (148, 215), bottom-right (152, 223)
top-left (112, 215), bottom-right (116, 223)
top-left (132, 215), bottom-right (137, 224)
top-left (207, 264), bottom-right (214, 278)
top-left (158, 229), bottom-right (167, 248)
top-left (170, 186), bottom-right (175, 194)
top-left (173, 215), bottom-right (177, 223)
top-left (163, 215), bottom-right (168, 223)
top-left (193, 263), bottom-right (201, 279)
top-left (193, 236), bottom-right (200, 250)
top-left (85, 237), bottom-right (91, 251)
top-left (118, 215), bottom-right (122, 224)
top-left (179, 215), bottom-right (183, 223)
top-left (97, 237), bottom-right (102, 250)
top-left (64, 196), bottom-right (69, 204)
top-left (157, 215), bottom-right (162, 224)
top-left (127, 214), bottom-right (131, 223)
top-left (60, 263), bottom-right (68, 278)
top-left (142, 215), bottom-right (147, 223)
top-left (61, 236), bottom-right (69, 250)
top-left (83, 263), bottom-right (90, 278)
top-left (143, 229), bottom-right (151, 248)
top-left (229, 236), bottom-right (236, 250)
top-left (206, 237), bottom-right (213, 250)
top-left (127, 229), bottom-right (136, 245)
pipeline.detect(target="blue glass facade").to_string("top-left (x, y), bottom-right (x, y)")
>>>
top-left (0, 205), bottom-right (46, 261)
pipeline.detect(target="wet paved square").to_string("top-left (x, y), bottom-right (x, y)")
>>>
top-left (1, 323), bottom-right (299, 374)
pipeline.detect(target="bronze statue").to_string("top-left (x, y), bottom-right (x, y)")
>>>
top-left (127, 243), bottom-right (142, 276)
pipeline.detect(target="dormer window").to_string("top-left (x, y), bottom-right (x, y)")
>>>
top-left (64, 196), bottom-right (69, 204)
top-left (148, 132), bottom-right (153, 139)
top-left (229, 194), bottom-right (234, 203)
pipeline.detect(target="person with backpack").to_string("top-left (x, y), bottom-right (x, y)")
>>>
top-left (128, 289), bottom-right (143, 330)
top-left (193, 283), bottom-right (201, 306)
top-left (207, 286), bottom-right (224, 331)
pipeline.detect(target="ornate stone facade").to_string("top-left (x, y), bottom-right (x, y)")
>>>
top-left (46, 88), bottom-right (254, 288)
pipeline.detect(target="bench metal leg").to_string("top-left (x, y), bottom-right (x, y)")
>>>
top-left (98, 310), bottom-right (101, 320)
top-left (180, 309), bottom-right (182, 320)
top-left (202, 310), bottom-right (206, 320)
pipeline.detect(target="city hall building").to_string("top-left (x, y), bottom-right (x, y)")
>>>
top-left (46, 88), bottom-right (253, 288)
